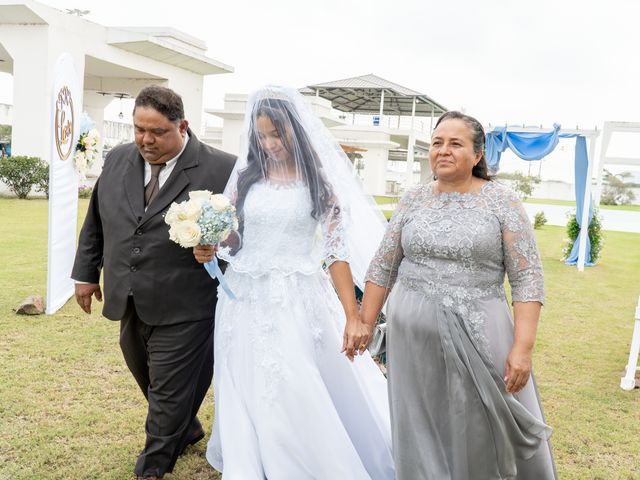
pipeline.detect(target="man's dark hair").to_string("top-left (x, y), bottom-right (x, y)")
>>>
top-left (133, 85), bottom-right (185, 122)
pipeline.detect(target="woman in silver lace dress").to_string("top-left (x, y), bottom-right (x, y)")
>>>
top-left (361, 111), bottom-right (557, 479)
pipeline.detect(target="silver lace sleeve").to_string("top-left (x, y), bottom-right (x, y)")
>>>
top-left (364, 187), bottom-right (417, 290)
top-left (322, 203), bottom-right (350, 268)
top-left (500, 190), bottom-right (545, 304)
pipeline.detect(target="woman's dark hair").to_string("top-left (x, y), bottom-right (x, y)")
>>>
top-left (434, 111), bottom-right (492, 181)
top-left (133, 85), bottom-right (185, 123)
top-left (235, 98), bottom-right (334, 231)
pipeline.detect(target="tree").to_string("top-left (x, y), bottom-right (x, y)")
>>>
top-left (600, 169), bottom-right (636, 205)
top-left (497, 171), bottom-right (541, 200)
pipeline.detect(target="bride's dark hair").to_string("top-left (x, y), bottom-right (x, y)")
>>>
top-left (235, 98), bottom-right (334, 234)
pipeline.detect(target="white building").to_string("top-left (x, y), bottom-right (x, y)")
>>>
top-left (205, 75), bottom-right (448, 196)
top-left (0, 0), bottom-right (232, 167)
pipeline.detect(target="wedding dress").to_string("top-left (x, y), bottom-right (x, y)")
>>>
top-left (206, 180), bottom-right (394, 479)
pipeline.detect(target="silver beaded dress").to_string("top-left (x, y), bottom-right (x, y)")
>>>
top-left (366, 181), bottom-right (557, 480)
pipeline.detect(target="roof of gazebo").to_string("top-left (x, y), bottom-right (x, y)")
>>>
top-left (301, 74), bottom-right (447, 117)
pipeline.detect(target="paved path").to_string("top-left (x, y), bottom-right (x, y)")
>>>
top-left (378, 202), bottom-right (640, 233)
top-left (521, 203), bottom-right (640, 233)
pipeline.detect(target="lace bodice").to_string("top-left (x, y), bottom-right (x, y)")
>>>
top-left (366, 181), bottom-right (544, 305)
top-left (224, 181), bottom-right (350, 276)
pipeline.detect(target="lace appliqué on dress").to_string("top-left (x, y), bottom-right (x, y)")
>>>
top-left (366, 181), bottom-right (544, 360)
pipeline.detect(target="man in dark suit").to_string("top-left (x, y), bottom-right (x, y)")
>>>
top-left (72, 85), bottom-right (235, 480)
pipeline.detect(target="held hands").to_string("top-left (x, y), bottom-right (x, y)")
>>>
top-left (341, 314), bottom-right (374, 361)
top-left (75, 283), bottom-right (102, 314)
top-left (193, 244), bottom-right (218, 264)
top-left (504, 344), bottom-right (533, 394)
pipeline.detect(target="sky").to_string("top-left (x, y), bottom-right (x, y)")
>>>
top-left (2, 0), bottom-right (640, 181)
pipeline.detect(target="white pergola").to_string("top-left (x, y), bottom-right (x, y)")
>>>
top-left (487, 125), bottom-right (600, 272)
top-left (594, 122), bottom-right (640, 391)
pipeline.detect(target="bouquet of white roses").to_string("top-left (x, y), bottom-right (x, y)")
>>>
top-left (165, 190), bottom-right (238, 298)
top-left (74, 113), bottom-right (101, 180)
top-left (165, 190), bottom-right (238, 247)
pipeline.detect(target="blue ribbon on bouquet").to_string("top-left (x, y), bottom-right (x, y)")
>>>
top-left (204, 258), bottom-right (236, 300)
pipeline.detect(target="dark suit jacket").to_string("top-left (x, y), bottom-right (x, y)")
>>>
top-left (72, 130), bottom-right (236, 325)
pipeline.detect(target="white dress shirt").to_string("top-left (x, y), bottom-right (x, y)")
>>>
top-left (144, 133), bottom-right (189, 191)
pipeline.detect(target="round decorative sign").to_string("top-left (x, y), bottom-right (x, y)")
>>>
top-left (54, 85), bottom-right (74, 160)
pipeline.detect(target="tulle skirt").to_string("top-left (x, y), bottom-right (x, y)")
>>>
top-left (206, 267), bottom-right (395, 480)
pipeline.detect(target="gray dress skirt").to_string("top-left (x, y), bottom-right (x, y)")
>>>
top-left (366, 181), bottom-right (557, 480)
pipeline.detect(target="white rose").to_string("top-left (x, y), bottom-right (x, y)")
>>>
top-left (88, 128), bottom-right (100, 142)
top-left (164, 202), bottom-right (181, 225)
top-left (74, 150), bottom-right (87, 169)
top-left (181, 199), bottom-right (202, 222)
top-left (189, 190), bottom-right (213, 203)
top-left (170, 220), bottom-right (201, 247)
top-left (210, 193), bottom-right (231, 210)
top-left (83, 136), bottom-right (96, 149)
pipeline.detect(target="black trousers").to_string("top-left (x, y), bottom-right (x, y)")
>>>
top-left (119, 298), bottom-right (214, 477)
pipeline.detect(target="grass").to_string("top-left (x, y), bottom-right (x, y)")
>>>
top-left (1, 198), bottom-right (640, 479)
top-left (0, 199), bottom-right (217, 480)
top-left (374, 196), bottom-right (398, 220)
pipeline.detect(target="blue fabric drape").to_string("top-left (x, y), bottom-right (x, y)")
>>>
top-left (564, 135), bottom-right (594, 266)
top-left (485, 124), bottom-right (561, 171)
top-left (484, 126), bottom-right (593, 266)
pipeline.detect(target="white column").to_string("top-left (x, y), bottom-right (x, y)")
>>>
top-left (2, 26), bottom-right (50, 159)
top-left (405, 134), bottom-right (416, 188)
top-left (0, 25), bottom-right (85, 162)
top-left (168, 75), bottom-right (204, 136)
top-left (410, 96), bottom-right (416, 130)
top-left (620, 296), bottom-right (640, 390)
top-left (430, 106), bottom-right (435, 134)
top-left (378, 89), bottom-right (384, 123)
top-left (361, 146), bottom-right (389, 196)
top-left (420, 156), bottom-right (432, 184)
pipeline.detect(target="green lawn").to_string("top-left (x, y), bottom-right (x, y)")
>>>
top-left (1, 198), bottom-right (639, 479)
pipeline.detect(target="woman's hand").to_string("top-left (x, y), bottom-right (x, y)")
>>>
top-left (193, 244), bottom-right (217, 264)
top-left (504, 345), bottom-right (533, 394)
top-left (341, 315), bottom-right (373, 361)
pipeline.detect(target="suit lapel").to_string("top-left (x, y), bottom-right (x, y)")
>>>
top-left (124, 151), bottom-right (145, 221)
top-left (140, 132), bottom-right (200, 225)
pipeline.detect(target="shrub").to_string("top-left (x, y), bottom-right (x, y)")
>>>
top-left (78, 185), bottom-right (93, 199)
top-left (0, 156), bottom-right (48, 199)
top-left (36, 164), bottom-right (49, 198)
top-left (533, 211), bottom-right (547, 229)
top-left (562, 208), bottom-right (603, 263)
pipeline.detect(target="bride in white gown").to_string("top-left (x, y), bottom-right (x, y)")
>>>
top-left (194, 86), bottom-right (394, 479)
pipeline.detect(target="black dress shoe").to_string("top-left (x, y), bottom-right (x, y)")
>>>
top-left (179, 426), bottom-right (205, 455)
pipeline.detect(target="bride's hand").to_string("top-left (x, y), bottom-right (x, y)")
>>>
top-left (193, 244), bottom-right (217, 264)
top-left (341, 315), bottom-right (372, 361)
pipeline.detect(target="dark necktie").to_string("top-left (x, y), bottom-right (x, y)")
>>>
top-left (145, 163), bottom-right (166, 207)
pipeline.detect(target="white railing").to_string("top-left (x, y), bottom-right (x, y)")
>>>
top-left (348, 114), bottom-right (432, 133)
